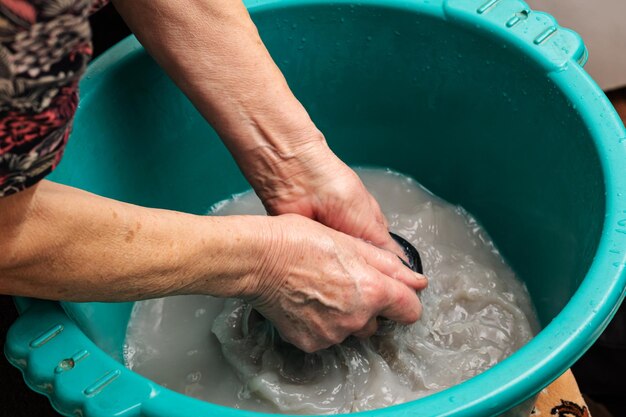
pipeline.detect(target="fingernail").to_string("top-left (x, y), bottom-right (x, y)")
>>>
top-left (415, 272), bottom-right (427, 280)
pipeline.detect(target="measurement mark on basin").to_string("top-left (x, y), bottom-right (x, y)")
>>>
top-left (477, 0), bottom-right (502, 14)
top-left (83, 369), bottom-right (121, 396)
top-left (534, 26), bottom-right (558, 45)
top-left (30, 324), bottom-right (64, 348)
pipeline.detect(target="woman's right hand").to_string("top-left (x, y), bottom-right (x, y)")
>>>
top-left (243, 213), bottom-right (427, 353)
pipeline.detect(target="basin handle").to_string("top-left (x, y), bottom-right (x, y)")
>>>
top-left (5, 301), bottom-right (157, 417)
top-left (443, 0), bottom-right (588, 73)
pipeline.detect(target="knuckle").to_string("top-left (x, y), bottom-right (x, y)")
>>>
top-left (369, 292), bottom-right (387, 313)
top-left (356, 320), bottom-right (378, 339)
top-left (401, 295), bottom-right (422, 323)
top-left (362, 281), bottom-right (385, 308)
top-left (413, 299), bottom-right (423, 320)
top-left (319, 327), bottom-right (343, 347)
top-left (405, 308), bottom-right (420, 323)
top-left (356, 314), bottom-right (371, 329)
top-left (384, 284), bottom-right (420, 322)
top-left (326, 326), bottom-right (348, 345)
top-left (299, 340), bottom-right (318, 353)
top-left (330, 335), bottom-right (345, 346)
top-left (345, 316), bottom-right (368, 333)
top-left (336, 317), bottom-right (354, 333)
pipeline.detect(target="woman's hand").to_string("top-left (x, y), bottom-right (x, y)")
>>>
top-left (243, 213), bottom-right (427, 353)
top-left (253, 137), bottom-right (404, 258)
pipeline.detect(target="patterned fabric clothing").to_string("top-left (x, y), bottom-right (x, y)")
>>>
top-left (0, 0), bottom-right (106, 197)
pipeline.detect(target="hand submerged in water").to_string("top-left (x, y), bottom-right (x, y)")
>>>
top-left (242, 213), bottom-right (427, 353)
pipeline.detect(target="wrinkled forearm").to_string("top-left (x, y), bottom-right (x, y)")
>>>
top-left (112, 0), bottom-right (327, 191)
top-left (0, 181), bottom-right (269, 302)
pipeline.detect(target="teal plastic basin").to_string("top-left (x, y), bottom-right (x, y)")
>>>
top-left (5, 0), bottom-right (626, 416)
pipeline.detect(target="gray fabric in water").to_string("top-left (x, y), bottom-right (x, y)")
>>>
top-left (125, 168), bottom-right (539, 414)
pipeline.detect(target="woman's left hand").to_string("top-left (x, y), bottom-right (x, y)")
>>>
top-left (250, 136), bottom-right (404, 258)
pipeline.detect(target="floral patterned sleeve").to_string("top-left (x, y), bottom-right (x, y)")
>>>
top-left (0, 0), bottom-right (106, 197)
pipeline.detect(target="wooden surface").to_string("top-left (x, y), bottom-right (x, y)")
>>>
top-left (533, 371), bottom-right (590, 417)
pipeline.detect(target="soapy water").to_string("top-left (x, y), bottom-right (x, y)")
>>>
top-left (124, 168), bottom-right (539, 414)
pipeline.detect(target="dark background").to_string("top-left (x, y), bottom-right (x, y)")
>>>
top-left (1, 4), bottom-right (625, 417)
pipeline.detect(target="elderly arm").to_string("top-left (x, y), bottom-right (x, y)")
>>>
top-left (111, 0), bottom-right (404, 257)
top-left (0, 181), bottom-right (425, 351)
top-left (0, 181), bottom-right (263, 301)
